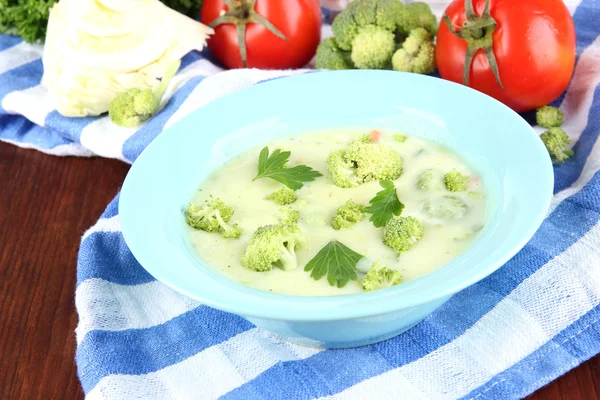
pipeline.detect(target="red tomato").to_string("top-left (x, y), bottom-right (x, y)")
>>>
top-left (436, 0), bottom-right (576, 113)
top-left (201, 0), bottom-right (322, 70)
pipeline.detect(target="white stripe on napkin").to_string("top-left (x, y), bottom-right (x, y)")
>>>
top-left (1, 85), bottom-right (55, 124)
top-left (79, 116), bottom-right (137, 162)
top-left (326, 221), bottom-right (600, 400)
top-left (85, 327), bottom-right (321, 400)
top-left (75, 278), bottom-right (201, 344)
top-left (82, 216), bottom-right (121, 241)
top-left (0, 41), bottom-right (43, 75)
top-left (0, 138), bottom-right (94, 157)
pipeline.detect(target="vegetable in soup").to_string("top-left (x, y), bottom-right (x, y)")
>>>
top-left (186, 129), bottom-right (486, 296)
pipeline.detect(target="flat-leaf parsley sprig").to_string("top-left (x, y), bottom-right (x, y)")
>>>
top-left (364, 180), bottom-right (404, 228)
top-left (304, 240), bottom-right (364, 288)
top-left (253, 147), bottom-right (322, 190)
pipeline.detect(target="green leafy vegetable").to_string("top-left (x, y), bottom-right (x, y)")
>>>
top-left (364, 180), bottom-right (404, 228)
top-left (304, 240), bottom-right (363, 288)
top-left (253, 147), bottom-right (322, 190)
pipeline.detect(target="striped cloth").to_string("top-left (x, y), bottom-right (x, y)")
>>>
top-left (2, 1), bottom-right (600, 398)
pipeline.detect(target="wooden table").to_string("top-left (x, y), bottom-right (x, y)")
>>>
top-left (1, 142), bottom-right (598, 399)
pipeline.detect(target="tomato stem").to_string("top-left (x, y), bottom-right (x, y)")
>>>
top-left (208, 0), bottom-right (289, 68)
top-left (442, 0), bottom-right (505, 89)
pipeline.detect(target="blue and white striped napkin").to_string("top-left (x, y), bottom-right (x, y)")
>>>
top-left (2, 1), bottom-right (600, 398)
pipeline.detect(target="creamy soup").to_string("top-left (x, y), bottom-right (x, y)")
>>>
top-left (187, 129), bottom-right (486, 296)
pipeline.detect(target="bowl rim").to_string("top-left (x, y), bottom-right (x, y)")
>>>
top-left (119, 70), bottom-right (554, 322)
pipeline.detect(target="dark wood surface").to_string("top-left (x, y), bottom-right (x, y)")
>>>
top-left (0, 141), bottom-right (598, 399)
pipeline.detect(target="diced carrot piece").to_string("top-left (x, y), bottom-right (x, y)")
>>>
top-left (369, 130), bottom-right (381, 142)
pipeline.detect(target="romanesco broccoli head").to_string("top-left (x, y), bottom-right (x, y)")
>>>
top-left (396, 2), bottom-right (438, 36)
top-left (332, 0), bottom-right (402, 51)
top-left (417, 170), bottom-right (434, 189)
top-left (444, 169), bottom-right (470, 192)
top-left (362, 262), bottom-right (402, 291)
top-left (392, 28), bottom-right (436, 74)
top-left (423, 195), bottom-right (468, 219)
top-left (345, 139), bottom-right (403, 182)
top-left (186, 196), bottom-right (242, 239)
top-left (279, 207), bottom-right (300, 224)
top-left (540, 127), bottom-right (574, 163)
top-left (267, 187), bottom-right (297, 205)
top-left (108, 88), bottom-right (159, 128)
top-left (383, 216), bottom-right (423, 253)
top-left (315, 37), bottom-right (354, 70)
top-left (241, 224), bottom-right (307, 272)
top-left (327, 149), bottom-right (362, 188)
top-left (332, 200), bottom-right (366, 230)
top-left (351, 25), bottom-right (396, 69)
top-left (536, 106), bottom-right (564, 128)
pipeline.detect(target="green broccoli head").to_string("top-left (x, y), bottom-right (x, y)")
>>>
top-left (332, 200), bottom-right (366, 230)
top-left (444, 169), bottom-right (470, 192)
top-left (346, 138), bottom-right (403, 182)
top-left (392, 28), bottom-right (436, 74)
top-left (241, 224), bottom-right (308, 272)
top-left (332, 0), bottom-right (402, 51)
top-left (315, 37), bottom-right (354, 70)
top-left (109, 60), bottom-right (180, 128)
top-left (351, 25), bottom-right (396, 69)
top-left (327, 139), bottom-right (403, 188)
top-left (394, 134), bottom-right (408, 142)
top-left (396, 2), bottom-right (438, 36)
top-left (108, 88), bottom-right (159, 128)
top-left (185, 196), bottom-right (241, 239)
top-left (327, 149), bottom-right (362, 188)
top-left (362, 262), bottom-right (402, 292)
top-left (417, 170), bottom-right (434, 189)
top-left (536, 106), bottom-right (564, 128)
top-left (423, 195), bottom-right (468, 219)
top-left (383, 216), bottom-right (423, 253)
top-left (279, 206), bottom-right (300, 224)
top-left (267, 187), bottom-right (297, 205)
top-left (540, 127), bottom-right (574, 163)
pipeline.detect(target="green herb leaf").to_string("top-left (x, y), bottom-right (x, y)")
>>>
top-left (253, 146), bottom-right (322, 190)
top-left (304, 241), bottom-right (363, 288)
top-left (364, 180), bottom-right (404, 228)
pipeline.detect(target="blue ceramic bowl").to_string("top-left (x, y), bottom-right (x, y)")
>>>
top-left (119, 70), bottom-right (553, 348)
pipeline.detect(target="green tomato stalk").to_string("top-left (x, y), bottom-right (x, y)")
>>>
top-left (442, 0), bottom-right (505, 89)
top-left (207, 0), bottom-right (289, 68)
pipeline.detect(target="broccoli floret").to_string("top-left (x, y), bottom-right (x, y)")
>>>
top-left (186, 196), bottom-right (242, 239)
top-left (540, 127), bottom-right (574, 163)
top-left (383, 216), bottom-right (423, 253)
top-left (109, 60), bottom-right (180, 128)
top-left (392, 28), bottom-right (436, 74)
top-left (444, 169), bottom-right (470, 192)
top-left (332, 200), bottom-right (366, 230)
top-left (267, 187), bottom-right (297, 205)
top-left (351, 25), bottom-right (396, 69)
top-left (279, 207), bottom-right (299, 224)
top-left (396, 2), bottom-right (438, 36)
top-left (423, 195), bottom-right (468, 219)
top-left (536, 106), bottom-right (564, 128)
top-left (241, 224), bottom-right (307, 272)
top-left (332, 0), bottom-right (402, 51)
top-left (315, 37), bottom-right (354, 70)
top-left (346, 139), bottom-right (403, 182)
top-left (362, 262), bottom-right (402, 292)
top-left (327, 139), bottom-right (403, 188)
top-left (417, 170), bottom-right (434, 189)
top-left (394, 134), bottom-right (407, 142)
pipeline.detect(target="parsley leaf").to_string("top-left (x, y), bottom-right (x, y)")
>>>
top-left (364, 180), bottom-right (404, 228)
top-left (253, 146), bottom-right (322, 190)
top-left (304, 241), bottom-right (363, 288)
